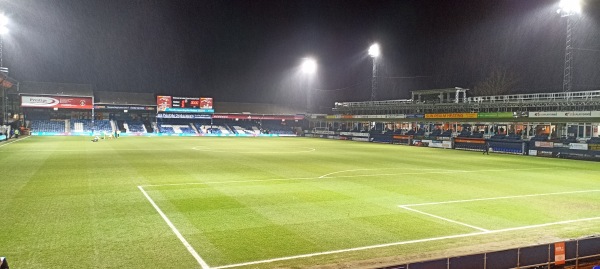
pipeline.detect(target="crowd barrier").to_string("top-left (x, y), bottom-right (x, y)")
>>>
top-left (378, 236), bottom-right (600, 269)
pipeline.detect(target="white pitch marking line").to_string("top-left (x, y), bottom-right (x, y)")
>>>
top-left (137, 186), bottom-right (211, 269)
top-left (0, 136), bottom-right (30, 148)
top-left (399, 205), bottom-right (490, 232)
top-left (211, 216), bottom-right (600, 269)
top-left (319, 167), bottom-right (551, 179)
top-left (400, 189), bottom-right (600, 207)
top-left (141, 167), bottom-right (553, 187)
top-left (318, 168), bottom-right (441, 178)
top-left (191, 146), bottom-right (316, 154)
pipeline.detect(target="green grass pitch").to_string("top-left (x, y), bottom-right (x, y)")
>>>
top-left (0, 136), bottom-right (599, 268)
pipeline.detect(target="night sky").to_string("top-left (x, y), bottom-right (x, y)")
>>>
top-left (2, 0), bottom-right (600, 112)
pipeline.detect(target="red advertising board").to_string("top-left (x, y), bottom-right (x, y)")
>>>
top-left (21, 95), bottom-right (93, 109)
top-left (555, 242), bottom-right (565, 265)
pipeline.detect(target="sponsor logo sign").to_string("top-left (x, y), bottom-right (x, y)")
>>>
top-left (569, 143), bottom-right (588, 150)
top-left (156, 113), bottom-right (211, 119)
top-left (478, 112), bottom-right (514, 118)
top-left (163, 108), bottom-right (214, 113)
top-left (529, 111), bottom-right (600, 118)
top-left (425, 113), bottom-right (477, 119)
top-left (21, 95), bottom-right (93, 109)
top-left (211, 114), bottom-right (304, 120)
top-left (94, 105), bottom-right (155, 111)
top-left (534, 141), bottom-right (554, 148)
top-left (555, 242), bottom-right (565, 265)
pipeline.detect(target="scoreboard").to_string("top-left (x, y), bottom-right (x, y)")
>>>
top-left (173, 97), bottom-right (201, 109)
top-left (157, 96), bottom-right (213, 113)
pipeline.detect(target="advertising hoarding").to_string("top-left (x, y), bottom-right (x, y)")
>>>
top-left (528, 111), bottom-right (600, 118)
top-left (21, 95), bottom-right (93, 109)
top-left (425, 113), bottom-right (477, 119)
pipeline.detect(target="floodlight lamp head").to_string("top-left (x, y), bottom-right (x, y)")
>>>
top-left (301, 58), bottom-right (317, 74)
top-left (0, 14), bottom-right (8, 27)
top-left (368, 43), bottom-right (380, 58)
top-left (558, 0), bottom-right (582, 15)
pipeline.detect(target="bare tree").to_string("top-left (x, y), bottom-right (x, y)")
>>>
top-left (471, 68), bottom-right (520, 97)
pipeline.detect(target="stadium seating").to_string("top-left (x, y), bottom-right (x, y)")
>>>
top-left (125, 121), bottom-right (146, 133)
top-left (158, 125), bottom-right (175, 134)
top-left (94, 120), bottom-right (113, 133)
top-left (30, 120), bottom-right (67, 133)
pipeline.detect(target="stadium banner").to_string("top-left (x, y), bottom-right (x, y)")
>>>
top-left (94, 105), bottom-right (155, 111)
top-left (442, 141), bottom-right (452, 149)
top-left (386, 114), bottom-right (406, 119)
top-left (325, 115), bottom-right (339, 119)
top-left (156, 113), bottom-right (211, 119)
top-left (354, 132), bottom-right (369, 137)
top-left (569, 143), bottom-right (588, 150)
top-left (528, 111), bottom-right (600, 118)
top-left (555, 242), bottom-right (566, 265)
top-left (352, 137), bottom-right (369, 142)
top-left (406, 114), bottom-right (425, 118)
top-left (351, 114), bottom-right (405, 119)
top-left (21, 95), bottom-right (93, 109)
top-left (589, 144), bottom-right (600, 151)
top-left (212, 114), bottom-right (304, 120)
top-left (534, 141), bottom-right (554, 148)
top-left (313, 130), bottom-right (335, 135)
top-left (478, 112), bottom-right (514, 119)
top-left (163, 107), bottom-right (214, 113)
top-left (428, 140), bottom-right (444, 148)
top-left (454, 138), bottom-right (485, 144)
top-left (528, 150), bottom-right (538, 156)
top-left (425, 113), bottom-right (477, 119)
top-left (393, 135), bottom-right (412, 139)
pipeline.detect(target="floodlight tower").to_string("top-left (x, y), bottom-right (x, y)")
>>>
top-left (301, 57), bottom-right (317, 112)
top-left (368, 43), bottom-right (380, 101)
top-left (0, 13), bottom-right (7, 124)
top-left (557, 0), bottom-right (582, 92)
top-left (0, 14), bottom-right (8, 75)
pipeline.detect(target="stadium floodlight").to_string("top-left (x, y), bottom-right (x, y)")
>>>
top-left (557, 0), bottom-right (582, 15)
top-left (368, 43), bottom-right (380, 58)
top-left (301, 58), bottom-right (317, 74)
top-left (368, 43), bottom-right (380, 101)
top-left (0, 14), bottom-right (7, 35)
top-left (556, 0), bottom-right (582, 92)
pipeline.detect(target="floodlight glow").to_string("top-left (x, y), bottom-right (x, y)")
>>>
top-left (0, 26), bottom-right (7, 35)
top-left (559, 0), bottom-right (582, 14)
top-left (368, 43), bottom-right (380, 58)
top-left (301, 58), bottom-right (317, 74)
top-left (0, 14), bottom-right (8, 26)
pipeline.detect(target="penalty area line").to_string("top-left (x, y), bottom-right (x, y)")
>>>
top-left (137, 186), bottom-right (211, 269)
top-left (399, 206), bottom-right (489, 232)
top-left (211, 216), bottom-right (600, 269)
top-left (400, 189), bottom-right (600, 207)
